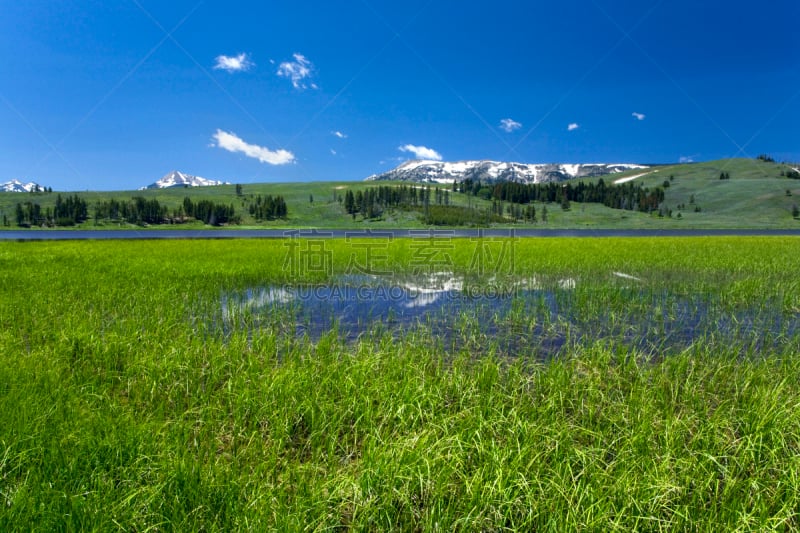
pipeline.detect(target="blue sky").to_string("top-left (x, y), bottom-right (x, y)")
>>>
top-left (1, 0), bottom-right (798, 191)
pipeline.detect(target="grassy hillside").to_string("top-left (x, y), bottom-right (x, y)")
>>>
top-left (591, 158), bottom-right (800, 228)
top-left (1, 158), bottom-right (799, 229)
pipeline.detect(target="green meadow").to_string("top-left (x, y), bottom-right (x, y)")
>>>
top-left (2, 158), bottom-right (799, 229)
top-left (2, 237), bottom-right (800, 530)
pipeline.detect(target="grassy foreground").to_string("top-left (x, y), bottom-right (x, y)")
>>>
top-left (1, 238), bottom-right (800, 530)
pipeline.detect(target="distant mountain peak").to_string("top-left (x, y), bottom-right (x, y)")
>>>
top-left (367, 160), bottom-right (648, 184)
top-left (1, 179), bottom-right (46, 192)
top-left (140, 171), bottom-right (230, 190)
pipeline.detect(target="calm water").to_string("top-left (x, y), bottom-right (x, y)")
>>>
top-left (219, 274), bottom-right (800, 358)
top-left (4, 228), bottom-right (800, 240)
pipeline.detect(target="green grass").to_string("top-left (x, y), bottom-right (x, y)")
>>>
top-left (0, 181), bottom-right (453, 229)
top-left (593, 158), bottom-right (800, 228)
top-left (1, 238), bottom-right (800, 530)
top-left (2, 158), bottom-right (799, 229)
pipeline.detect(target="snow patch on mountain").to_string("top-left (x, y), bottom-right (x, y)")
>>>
top-left (1, 179), bottom-right (45, 193)
top-left (367, 160), bottom-right (648, 184)
top-left (613, 171), bottom-right (653, 184)
top-left (140, 171), bottom-right (230, 190)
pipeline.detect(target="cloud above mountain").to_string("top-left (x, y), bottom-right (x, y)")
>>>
top-left (212, 130), bottom-right (295, 165)
top-left (399, 144), bottom-right (443, 161)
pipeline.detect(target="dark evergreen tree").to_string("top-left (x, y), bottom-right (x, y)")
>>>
top-left (344, 190), bottom-right (355, 215)
top-left (246, 194), bottom-right (286, 221)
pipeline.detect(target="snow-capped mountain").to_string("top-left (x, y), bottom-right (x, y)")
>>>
top-left (140, 171), bottom-right (230, 190)
top-left (366, 160), bottom-right (648, 184)
top-left (1, 179), bottom-right (46, 193)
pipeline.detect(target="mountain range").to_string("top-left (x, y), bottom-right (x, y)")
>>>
top-left (1, 179), bottom-right (45, 193)
top-left (366, 160), bottom-right (648, 184)
top-left (140, 171), bottom-right (229, 190)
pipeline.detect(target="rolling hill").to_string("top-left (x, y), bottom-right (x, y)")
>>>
top-left (1, 158), bottom-right (798, 229)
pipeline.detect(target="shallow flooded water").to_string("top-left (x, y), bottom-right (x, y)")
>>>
top-left (219, 273), bottom-right (800, 358)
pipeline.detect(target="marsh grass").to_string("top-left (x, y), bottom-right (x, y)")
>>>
top-left (1, 237), bottom-right (800, 530)
top-left (226, 275), bottom-right (799, 363)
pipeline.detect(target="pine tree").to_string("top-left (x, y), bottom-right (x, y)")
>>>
top-left (15, 203), bottom-right (25, 226)
top-left (344, 190), bottom-right (355, 214)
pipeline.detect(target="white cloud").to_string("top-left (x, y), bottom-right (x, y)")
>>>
top-left (213, 53), bottom-right (254, 73)
top-left (399, 144), bottom-right (443, 161)
top-left (330, 149), bottom-right (337, 155)
top-left (568, 123), bottom-right (580, 131)
top-left (277, 53), bottom-right (316, 89)
top-left (332, 131), bottom-right (347, 139)
top-left (632, 112), bottom-right (646, 121)
top-left (212, 129), bottom-right (295, 165)
top-left (499, 118), bottom-right (522, 132)
top-left (679, 156), bottom-right (694, 163)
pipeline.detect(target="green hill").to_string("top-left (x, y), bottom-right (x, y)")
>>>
top-left (1, 158), bottom-right (798, 229)
top-left (584, 158), bottom-right (800, 228)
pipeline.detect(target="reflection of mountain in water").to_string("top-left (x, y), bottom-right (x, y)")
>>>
top-left (218, 273), bottom-right (800, 359)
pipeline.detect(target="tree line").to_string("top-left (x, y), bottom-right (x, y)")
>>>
top-left (15, 194), bottom-right (88, 227)
top-left (181, 197), bottom-right (238, 225)
top-left (336, 183), bottom-right (566, 225)
top-left (343, 184), bottom-right (451, 220)
top-left (95, 197), bottom-right (168, 225)
top-left (340, 184), bottom-right (526, 226)
top-left (458, 178), bottom-right (666, 214)
top-left (13, 196), bottom-right (243, 227)
top-left (247, 194), bottom-right (288, 220)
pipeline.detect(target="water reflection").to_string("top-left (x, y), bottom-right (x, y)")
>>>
top-left (219, 273), bottom-right (800, 359)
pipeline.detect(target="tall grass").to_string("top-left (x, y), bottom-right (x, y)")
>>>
top-left (1, 238), bottom-right (799, 530)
